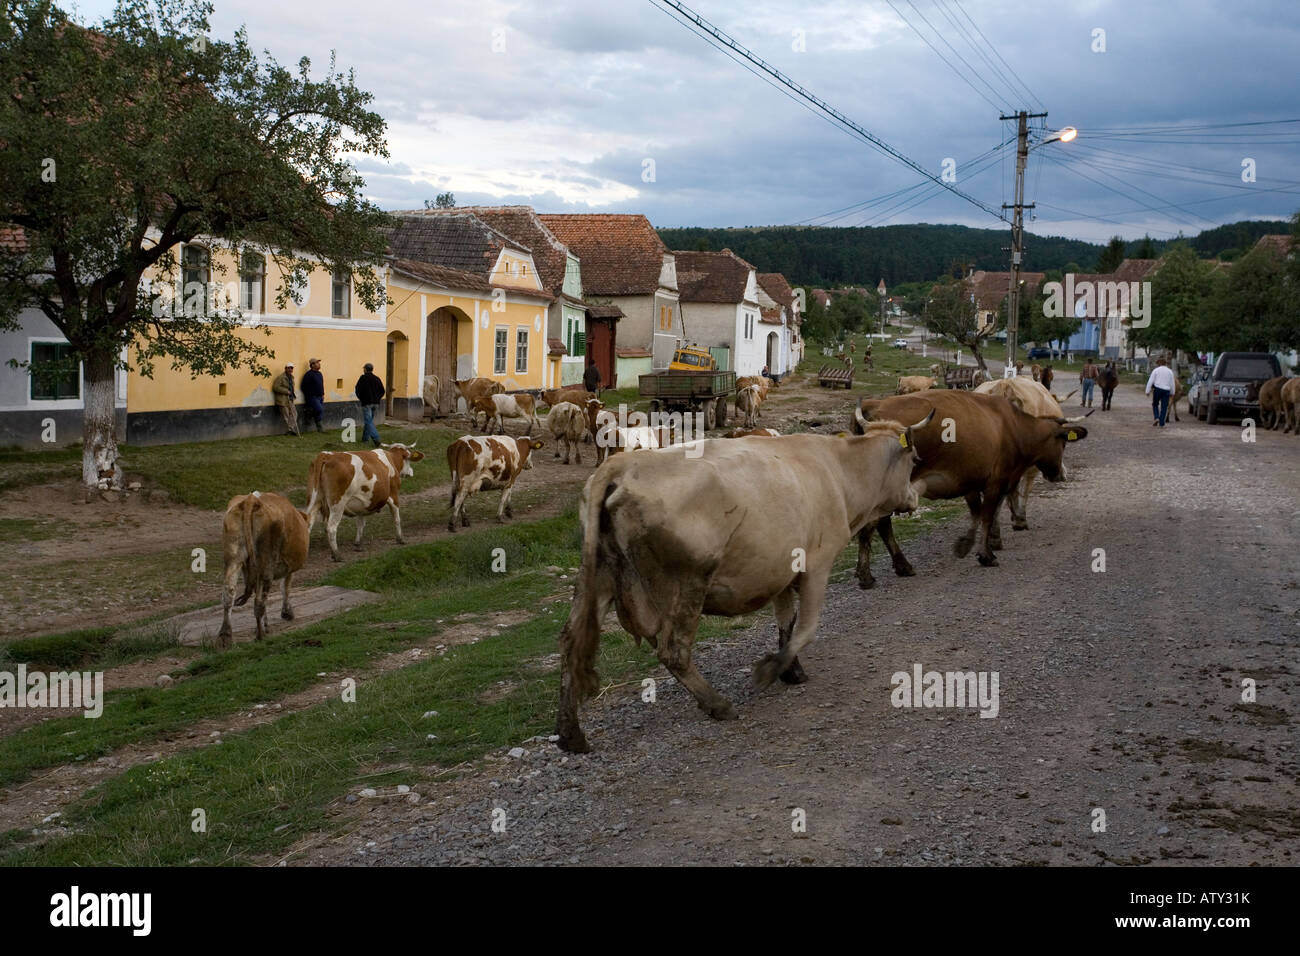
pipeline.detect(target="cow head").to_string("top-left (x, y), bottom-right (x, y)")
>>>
top-left (383, 442), bottom-right (424, 477)
top-left (516, 437), bottom-right (545, 469)
top-left (1034, 421), bottom-right (1088, 482)
top-left (859, 409), bottom-right (934, 518)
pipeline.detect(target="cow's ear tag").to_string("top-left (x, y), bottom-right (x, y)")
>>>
top-left (1067, 430), bottom-right (1078, 441)
top-left (898, 433), bottom-right (909, 449)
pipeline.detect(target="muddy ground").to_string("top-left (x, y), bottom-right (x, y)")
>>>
top-left (290, 383), bottom-right (1299, 866)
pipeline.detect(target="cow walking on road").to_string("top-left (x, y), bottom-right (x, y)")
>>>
top-left (219, 491), bottom-right (309, 646)
top-left (305, 443), bottom-right (424, 561)
top-left (446, 435), bottom-right (544, 530)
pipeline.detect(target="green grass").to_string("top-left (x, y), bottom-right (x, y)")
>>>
top-left (0, 517), bottom-right (67, 542)
top-left (0, 446), bottom-right (82, 494)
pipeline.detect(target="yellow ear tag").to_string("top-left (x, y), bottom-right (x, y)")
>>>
top-left (899, 433), bottom-right (909, 449)
top-left (1067, 430), bottom-right (1077, 441)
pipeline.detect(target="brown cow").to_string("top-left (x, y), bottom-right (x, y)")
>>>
top-left (454, 377), bottom-right (505, 428)
top-left (547, 401), bottom-right (587, 464)
top-left (218, 491), bottom-right (309, 645)
top-left (473, 391), bottom-right (540, 435)
top-left (897, 375), bottom-right (937, 394)
top-left (850, 390), bottom-right (1088, 578)
top-left (447, 435), bottom-right (545, 530)
top-left (1281, 378), bottom-right (1300, 434)
top-left (555, 414), bottom-right (932, 752)
top-left (734, 383), bottom-right (763, 427)
top-left (1030, 364), bottom-right (1042, 382)
top-left (585, 396), bottom-right (618, 465)
top-left (541, 385), bottom-right (595, 409)
top-left (1040, 365), bottom-right (1054, 392)
top-left (1246, 375), bottom-right (1290, 430)
top-left (305, 443), bottom-right (425, 561)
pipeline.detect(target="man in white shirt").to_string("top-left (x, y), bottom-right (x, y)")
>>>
top-left (1145, 358), bottom-right (1176, 427)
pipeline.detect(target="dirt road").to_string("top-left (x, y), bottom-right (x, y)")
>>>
top-left (300, 383), bottom-right (1296, 865)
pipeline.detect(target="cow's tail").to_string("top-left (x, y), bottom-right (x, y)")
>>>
top-left (561, 471), bottom-right (613, 705)
top-left (240, 494), bottom-right (262, 591)
top-left (304, 454), bottom-right (325, 527)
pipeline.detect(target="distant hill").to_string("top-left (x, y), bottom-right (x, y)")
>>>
top-left (655, 220), bottom-right (1292, 287)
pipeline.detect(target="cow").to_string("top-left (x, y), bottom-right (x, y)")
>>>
top-left (735, 376), bottom-right (772, 398)
top-left (586, 397), bottom-right (619, 465)
top-left (724, 427), bottom-right (781, 438)
top-left (218, 491), bottom-right (310, 646)
top-left (1040, 365), bottom-right (1054, 392)
top-left (850, 390), bottom-right (1088, 579)
top-left (897, 375), bottom-right (937, 395)
top-left (446, 435), bottom-right (544, 531)
top-left (421, 374), bottom-right (441, 419)
top-left (1168, 374), bottom-right (1183, 423)
top-left (734, 383), bottom-right (763, 428)
top-left (1014, 361), bottom-right (1025, 376)
top-left (547, 401), bottom-right (587, 464)
top-left (1281, 378), bottom-right (1300, 434)
top-left (975, 378), bottom-right (1092, 531)
top-left (1246, 376), bottom-right (1289, 430)
top-left (1099, 362), bottom-right (1120, 411)
top-left (473, 391), bottom-right (540, 435)
top-left (454, 377), bottom-right (505, 428)
top-left (540, 385), bottom-right (595, 409)
top-left (1030, 364), bottom-right (1042, 382)
top-left (554, 413), bottom-right (933, 752)
top-left (305, 443), bottom-right (425, 561)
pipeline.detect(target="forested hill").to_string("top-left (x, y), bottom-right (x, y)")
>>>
top-left (655, 220), bottom-right (1291, 287)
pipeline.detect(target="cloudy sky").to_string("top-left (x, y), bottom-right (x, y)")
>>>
top-left (76, 0), bottom-right (1300, 242)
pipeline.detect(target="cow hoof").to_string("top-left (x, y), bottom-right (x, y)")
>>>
top-left (447, 524), bottom-right (457, 533)
top-left (706, 699), bottom-right (738, 720)
top-left (779, 660), bottom-right (809, 684)
top-left (556, 730), bottom-right (591, 754)
top-left (1012, 521), bottom-right (1028, 531)
top-left (330, 552), bottom-right (342, 563)
top-left (856, 571), bottom-right (876, 590)
top-left (217, 625), bottom-right (232, 641)
top-left (396, 536), bottom-right (405, 545)
top-left (978, 552), bottom-right (998, 567)
top-left (954, 536), bottom-right (974, 558)
top-left (752, 654), bottom-right (784, 688)
top-left (892, 559), bottom-right (915, 577)
top-left (281, 609), bottom-right (294, 621)
top-left (990, 539), bottom-right (1004, 551)
top-left (234, 594), bottom-right (250, 608)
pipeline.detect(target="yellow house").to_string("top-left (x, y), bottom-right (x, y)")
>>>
top-left (122, 239), bottom-right (388, 443)
top-left (383, 212), bottom-right (554, 416)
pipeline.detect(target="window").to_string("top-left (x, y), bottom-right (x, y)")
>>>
top-left (181, 244), bottom-right (209, 313)
top-left (567, 316), bottom-right (585, 357)
top-left (332, 270), bottom-right (351, 318)
top-left (239, 252), bottom-right (264, 312)
top-left (29, 342), bottom-right (80, 401)
top-left (494, 328), bottom-right (508, 374)
top-left (516, 328), bottom-right (529, 373)
top-left (660, 304), bottom-right (672, 330)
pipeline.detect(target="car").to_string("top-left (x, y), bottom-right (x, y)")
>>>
top-left (1185, 366), bottom-right (1211, 417)
top-left (892, 338), bottom-right (909, 349)
top-left (1194, 352), bottom-right (1282, 424)
top-left (1026, 346), bottom-right (1055, 360)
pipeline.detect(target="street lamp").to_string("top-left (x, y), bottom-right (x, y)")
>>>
top-left (1003, 119), bottom-right (1078, 374)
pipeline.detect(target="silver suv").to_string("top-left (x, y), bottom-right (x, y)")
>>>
top-left (1195, 352), bottom-right (1282, 424)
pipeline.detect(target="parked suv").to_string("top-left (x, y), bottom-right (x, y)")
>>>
top-left (1196, 352), bottom-right (1282, 424)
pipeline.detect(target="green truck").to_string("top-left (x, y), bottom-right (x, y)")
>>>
top-left (638, 368), bottom-right (736, 429)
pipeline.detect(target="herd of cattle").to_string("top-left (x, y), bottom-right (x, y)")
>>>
top-left (214, 366), bottom-right (1100, 753)
top-left (1247, 375), bottom-right (1300, 433)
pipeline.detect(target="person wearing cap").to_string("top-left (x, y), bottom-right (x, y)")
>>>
top-left (272, 362), bottom-right (300, 436)
top-left (354, 362), bottom-right (386, 447)
top-left (301, 358), bottom-right (325, 433)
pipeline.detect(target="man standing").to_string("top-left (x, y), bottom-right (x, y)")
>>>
top-left (301, 358), bottom-right (325, 432)
top-left (1080, 358), bottom-right (1099, 408)
top-left (582, 358), bottom-right (601, 394)
top-left (1145, 357), bottom-right (1176, 427)
top-left (355, 362), bottom-right (386, 447)
top-left (273, 362), bottom-right (299, 436)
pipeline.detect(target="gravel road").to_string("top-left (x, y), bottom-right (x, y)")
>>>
top-left (298, 383), bottom-right (1299, 866)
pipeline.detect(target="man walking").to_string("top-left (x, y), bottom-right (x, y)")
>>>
top-left (582, 358), bottom-right (601, 394)
top-left (273, 362), bottom-right (299, 436)
top-left (355, 362), bottom-right (386, 447)
top-left (301, 358), bottom-right (325, 432)
top-left (1145, 357), bottom-right (1175, 427)
top-left (1080, 358), bottom-right (1099, 408)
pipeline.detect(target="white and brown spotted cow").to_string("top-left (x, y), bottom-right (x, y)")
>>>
top-left (305, 443), bottom-right (425, 561)
top-left (547, 401), bottom-right (587, 465)
top-left (446, 435), bottom-right (545, 531)
top-left (218, 491), bottom-right (309, 646)
top-left (473, 392), bottom-right (540, 435)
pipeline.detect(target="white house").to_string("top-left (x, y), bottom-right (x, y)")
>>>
top-left (672, 249), bottom-right (765, 375)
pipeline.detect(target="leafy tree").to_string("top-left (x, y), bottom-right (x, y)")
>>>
top-left (0, 0), bottom-right (391, 489)
top-left (1095, 235), bottom-right (1127, 274)
top-left (925, 276), bottom-right (991, 371)
top-left (425, 192), bottom-right (455, 209)
top-left (798, 289), bottom-right (832, 343)
top-left (1190, 242), bottom-right (1289, 352)
top-left (1130, 244), bottom-right (1212, 353)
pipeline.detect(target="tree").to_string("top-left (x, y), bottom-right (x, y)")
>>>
top-left (1, 0), bottom-right (392, 489)
top-left (798, 289), bottom-right (832, 343)
top-left (828, 290), bottom-right (873, 336)
top-left (1026, 270), bottom-right (1078, 350)
top-left (425, 192), bottom-right (455, 209)
top-left (1135, 234), bottom-right (1156, 259)
top-left (1095, 235), bottom-right (1127, 274)
top-left (1130, 244), bottom-right (1212, 353)
top-left (925, 276), bottom-right (991, 371)
top-left (1190, 242), bottom-right (1289, 352)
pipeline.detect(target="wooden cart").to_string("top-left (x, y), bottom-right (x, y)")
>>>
top-left (638, 369), bottom-right (737, 429)
top-left (943, 366), bottom-right (984, 390)
top-left (817, 363), bottom-right (854, 389)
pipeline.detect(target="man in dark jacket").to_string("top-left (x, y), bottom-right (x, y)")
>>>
top-left (301, 358), bottom-right (325, 432)
top-left (582, 359), bottom-right (601, 394)
top-left (355, 362), bottom-right (386, 447)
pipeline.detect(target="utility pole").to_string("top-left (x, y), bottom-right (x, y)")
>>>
top-left (1001, 110), bottom-right (1047, 374)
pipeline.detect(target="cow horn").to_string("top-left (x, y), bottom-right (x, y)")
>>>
top-left (1058, 409), bottom-right (1095, 423)
top-left (1062, 388), bottom-right (1078, 402)
top-left (853, 405), bottom-right (870, 434)
top-left (907, 408), bottom-right (936, 430)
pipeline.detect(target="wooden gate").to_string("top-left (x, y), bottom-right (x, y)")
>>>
top-left (426, 309), bottom-right (459, 415)
top-left (587, 316), bottom-right (617, 389)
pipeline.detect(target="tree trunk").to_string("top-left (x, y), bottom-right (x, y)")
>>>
top-left (969, 342), bottom-right (989, 374)
top-left (82, 349), bottom-right (122, 490)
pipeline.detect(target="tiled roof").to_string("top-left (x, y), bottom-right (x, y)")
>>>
top-left (1110, 258), bottom-right (1159, 283)
top-left (811, 289), bottom-right (832, 308)
top-left (548, 337), bottom-right (567, 356)
top-left (672, 248), bottom-right (756, 304)
top-left (399, 206), bottom-right (572, 296)
top-left (0, 225), bottom-right (27, 252)
top-left (757, 272), bottom-right (796, 309)
top-left (1253, 234), bottom-right (1292, 257)
top-left (586, 303), bottom-right (624, 319)
top-left (390, 258), bottom-right (491, 293)
top-left (967, 270), bottom-right (1046, 311)
top-left (759, 307), bottom-right (784, 325)
top-left (384, 213), bottom-right (529, 276)
top-left (538, 214), bottom-right (668, 295)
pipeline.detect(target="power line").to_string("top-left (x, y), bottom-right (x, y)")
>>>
top-left (647, 0), bottom-right (1007, 222)
top-left (883, 0), bottom-right (1008, 112)
top-left (949, 0), bottom-right (1044, 110)
top-left (934, 0), bottom-right (1026, 109)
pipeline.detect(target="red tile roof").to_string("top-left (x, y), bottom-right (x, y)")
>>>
top-left (759, 307), bottom-right (784, 325)
top-left (586, 303), bottom-right (624, 319)
top-left (0, 225), bottom-right (27, 252)
top-left (967, 270), bottom-right (1046, 311)
top-left (548, 337), bottom-right (567, 356)
top-left (538, 214), bottom-right (669, 296)
top-left (384, 212), bottom-right (529, 275)
top-left (757, 272), bottom-right (796, 309)
top-left (1110, 258), bottom-right (1159, 283)
top-left (616, 346), bottom-right (652, 358)
top-left (399, 206), bottom-right (572, 296)
top-left (672, 248), bottom-right (756, 304)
